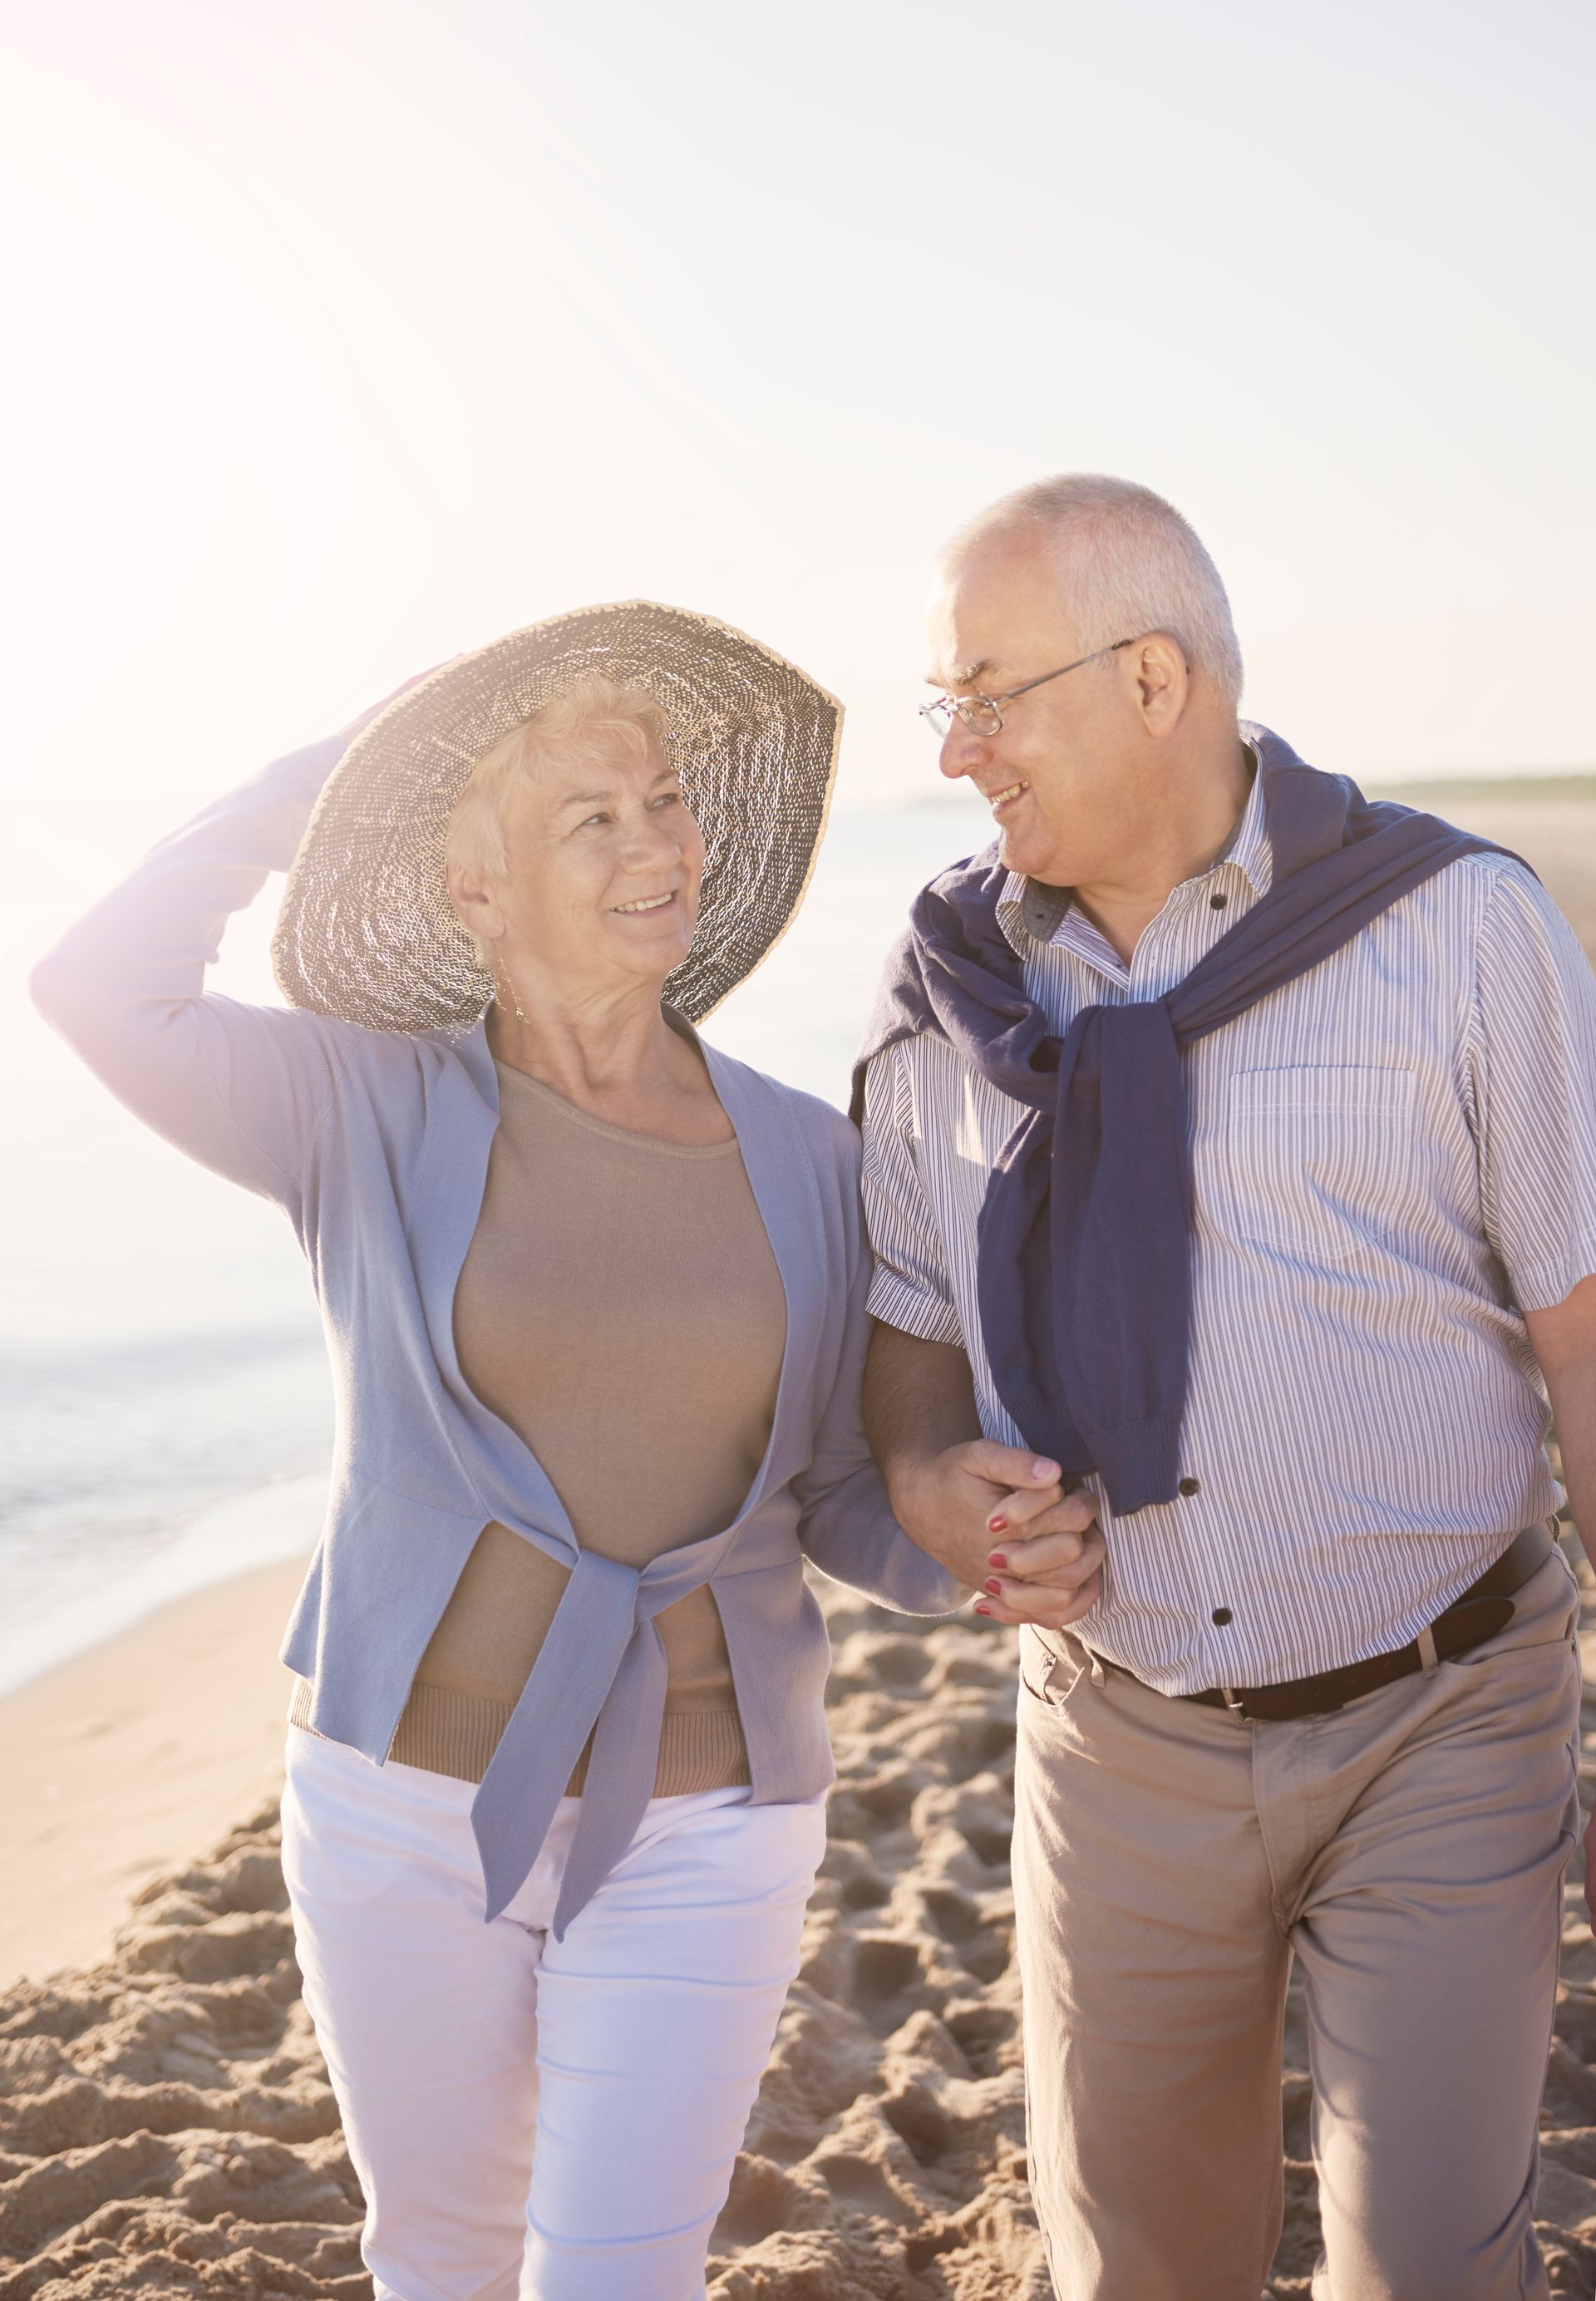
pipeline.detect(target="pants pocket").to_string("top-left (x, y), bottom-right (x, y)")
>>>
top-left (1017, 1630), bottom-right (1091, 1713)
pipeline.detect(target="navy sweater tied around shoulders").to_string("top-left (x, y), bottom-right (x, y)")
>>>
top-left (852, 727), bottom-right (1514, 1517)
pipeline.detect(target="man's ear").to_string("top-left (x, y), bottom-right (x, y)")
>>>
top-left (1134, 633), bottom-right (1190, 733)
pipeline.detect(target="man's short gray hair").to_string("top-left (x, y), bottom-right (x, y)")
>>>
top-left (947, 473), bottom-right (1244, 708)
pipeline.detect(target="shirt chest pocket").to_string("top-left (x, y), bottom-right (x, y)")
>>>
top-left (1219, 1067), bottom-right (1418, 1264)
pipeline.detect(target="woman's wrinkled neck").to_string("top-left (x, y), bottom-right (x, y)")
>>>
top-left (484, 953), bottom-right (722, 1136)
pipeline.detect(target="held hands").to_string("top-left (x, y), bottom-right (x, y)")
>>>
top-left (888, 1440), bottom-right (1105, 1632)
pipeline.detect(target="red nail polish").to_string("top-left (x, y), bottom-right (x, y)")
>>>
top-left (988, 1515), bottom-right (1007, 1535)
top-left (984, 1579), bottom-right (1002, 1596)
top-left (974, 1603), bottom-right (991, 1617)
top-left (988, 1553), bottom-right (1008, 1570)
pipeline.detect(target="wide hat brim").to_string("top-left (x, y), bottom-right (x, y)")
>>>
top-left (272, 600), bottom-right (843, 1032)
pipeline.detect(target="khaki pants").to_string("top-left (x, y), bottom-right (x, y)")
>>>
top-left (1012, 1551), bottom-right (1582, 2301)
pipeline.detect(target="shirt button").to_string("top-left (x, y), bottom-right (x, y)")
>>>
top-left (1209, 892), bottom-right (1228, 910)
top-left (1212, 1606), bottom-right (1234, 1627)
top-left (1177, 1476), bottom-right (1201, 1497)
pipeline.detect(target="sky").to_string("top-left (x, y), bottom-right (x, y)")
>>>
top-left (2, 0), bottom-right (1593, 811)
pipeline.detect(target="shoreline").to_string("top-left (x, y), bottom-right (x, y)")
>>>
top-left (0, 1547), bottom-right (315, 1991)
top-left (0, 1469), bottom-right (330, 1702)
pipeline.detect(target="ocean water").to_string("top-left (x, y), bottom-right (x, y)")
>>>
top-left (2, 782), bottom-right (989, 1692)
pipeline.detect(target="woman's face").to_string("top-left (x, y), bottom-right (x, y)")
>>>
top-left (461, 736), bottom-right (706, 1003)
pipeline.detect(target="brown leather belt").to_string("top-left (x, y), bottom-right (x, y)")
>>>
top-left (1089, 1520), bottom-right (1559, 1723)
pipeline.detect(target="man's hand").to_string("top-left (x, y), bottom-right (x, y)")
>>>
top-left (863, 1323), bottom-right (1106, 1633)
top-left (887, 1438), bottom-right (1105, 1632)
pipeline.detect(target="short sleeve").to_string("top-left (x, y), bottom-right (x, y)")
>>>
top-left (858, 1042), bottom-right (965, 1347)
top-left (1466, 860), bottom-right (1596, 1312)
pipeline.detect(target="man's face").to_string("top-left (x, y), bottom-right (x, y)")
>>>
top-left (927, 534), bottom-right (1148, 887)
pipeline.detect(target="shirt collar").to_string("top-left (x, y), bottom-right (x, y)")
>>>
top-left (998, 737), bottom-right (1270, 956)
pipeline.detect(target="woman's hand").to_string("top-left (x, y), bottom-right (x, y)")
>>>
top-left (884, 1436), bottom-right (1105, 1629)
top-left (335, 663), bottom-right (451, 745)
top-left (979, 1515), bottom-right (1106, 1629)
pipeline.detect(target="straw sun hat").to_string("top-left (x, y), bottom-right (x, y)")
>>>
top-left (272, 600), bottom-right (843, 1033)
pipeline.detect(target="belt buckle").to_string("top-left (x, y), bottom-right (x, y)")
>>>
top-left (1219, 1684), bottom-right (1247, 1715)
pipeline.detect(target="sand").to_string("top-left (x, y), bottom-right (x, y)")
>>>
top-left (5, 1564), bottom-right (1596, 2300)
top-left (0, 1560), bottom-right (313, 1997)
top-left (1431, 796), bottom-right (1596, 956)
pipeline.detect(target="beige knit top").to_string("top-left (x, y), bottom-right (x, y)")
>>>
top-left (310, 1058), bottom-right (789, 1793)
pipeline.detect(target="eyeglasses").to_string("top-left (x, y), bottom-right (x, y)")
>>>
top-left (920, 638), bottom-right (1135, 741)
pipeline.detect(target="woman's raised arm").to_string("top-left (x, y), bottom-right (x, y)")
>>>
top-left (30, 735), bottom-right (361, 1213)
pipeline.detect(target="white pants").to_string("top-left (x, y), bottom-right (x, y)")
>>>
top-left (279, 1728), bottom-right (826, 2301)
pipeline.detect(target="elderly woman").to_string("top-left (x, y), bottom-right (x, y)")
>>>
top-left (32, 604), bottom-right (988, 2301)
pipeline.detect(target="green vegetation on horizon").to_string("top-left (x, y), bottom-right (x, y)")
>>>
top-left (1370, 773), bottom-right (1596, 805)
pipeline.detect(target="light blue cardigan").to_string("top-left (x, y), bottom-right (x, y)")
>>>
top-left (31, 737), bottom-right (963, 1932)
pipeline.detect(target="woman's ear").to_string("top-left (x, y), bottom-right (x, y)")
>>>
top-left (445, 861), bottom-right (505, 948)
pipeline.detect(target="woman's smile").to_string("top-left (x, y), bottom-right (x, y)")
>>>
top-left (610, 890), bottom-right (679, 915)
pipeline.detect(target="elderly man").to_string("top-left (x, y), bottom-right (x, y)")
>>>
top-left (855, 473), bottom-right (1596, 2300)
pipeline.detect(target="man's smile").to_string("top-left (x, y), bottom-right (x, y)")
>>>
top-left (983, 779), bottom-right (1029, 818)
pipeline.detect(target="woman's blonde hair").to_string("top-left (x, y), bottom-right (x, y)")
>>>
top-left (445, 675), bottom-right (670, 964)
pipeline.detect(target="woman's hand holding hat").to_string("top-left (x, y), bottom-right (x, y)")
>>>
top-left (335, 663), bottom-right (453, 746)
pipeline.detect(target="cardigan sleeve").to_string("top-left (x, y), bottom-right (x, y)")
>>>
top-left (29, 738), bottom-right (362, 1215)
top-left (793, 1118), bottom-right (968, 1618)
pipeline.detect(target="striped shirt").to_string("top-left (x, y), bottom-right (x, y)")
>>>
top-left (860, 761), bottom-right (1596, 1692)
